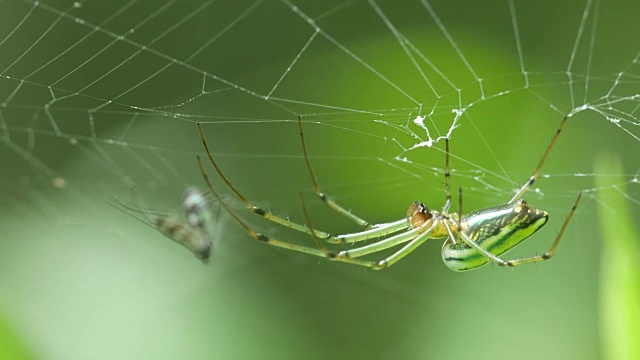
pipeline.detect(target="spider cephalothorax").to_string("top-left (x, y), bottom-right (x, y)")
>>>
top-left (407, 201), bottom-right (433, 229)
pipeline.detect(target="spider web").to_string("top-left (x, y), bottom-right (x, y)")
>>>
top-left (0, 0), bottom-right (637, 213)
top-left (0, 0), bottom-right (638, 357)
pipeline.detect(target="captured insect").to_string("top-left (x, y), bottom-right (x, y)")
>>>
top-left (183, 186), bottom-right (218, 237)
top-left (196, 115), bottom-right (582, 271)
top-left (110, 186), bottom-right (216, 263)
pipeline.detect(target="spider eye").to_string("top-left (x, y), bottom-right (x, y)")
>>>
top-left (406, 202), bottom-right (432, 229)
top-left (418, 203), bottom-right (430, 214)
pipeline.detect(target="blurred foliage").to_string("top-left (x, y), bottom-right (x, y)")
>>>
top-left (0, 310), bottom-right (33, 360)
top-left (595, 153), bottom-right (640, 360)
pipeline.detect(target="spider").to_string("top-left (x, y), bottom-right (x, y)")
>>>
top-left (195, 115), bottom-right (582, 271)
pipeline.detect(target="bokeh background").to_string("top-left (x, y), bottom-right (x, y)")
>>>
top-left (0, 0), bottom-right (638, 359)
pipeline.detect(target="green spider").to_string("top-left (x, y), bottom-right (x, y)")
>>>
top-left (196, 115), bottom-right (581, 271)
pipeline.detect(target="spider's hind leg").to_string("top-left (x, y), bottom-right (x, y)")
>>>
top-left (298, 115), bottom-right (372, 230)
top-left (197, 123), bottom-right (339, 242)
top-left (197, 121), bottom-right (407, 246)
top-left (499, 192), bottom-right (582, 267)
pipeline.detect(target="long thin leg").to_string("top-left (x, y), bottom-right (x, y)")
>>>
top-left (298, 193), bottom-right (335, 258)
top-left (197, 155), bottom-right (387, 268)
top-left (298, 115), bottom-right (372, 229)
top-left (197, 123), bottom-right (332, 239)
top-left (207, 199), bottom-right (222, 245)
top-left (336, 219), bottom-right (408, 244)
top-left (200, 155), bottom-right (438, 270)
top-left (509, 116), bottom-right (569, 204)
top-left (197, 155), bottom-right (329, 256)
top-left (197, 122), bottom-right (405, 244)
top-left (443, 138), bottom-right (452, 213)
top-left (445, 221), bottom-right (507, 265)
top-left (456, 187), bottom-right (462, 245)
top-left (339, 222), bottom-right (435, 259)
top-left (499, 192), bottom-right (582, 267)
top-left (375, 226), bottom-right (437, 268)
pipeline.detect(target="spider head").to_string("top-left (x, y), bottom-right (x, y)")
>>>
top-left (407, 201), bottom-right (433, 229)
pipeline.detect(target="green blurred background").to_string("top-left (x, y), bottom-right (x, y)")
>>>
top-left (0, 0), bottom-right (638, 359)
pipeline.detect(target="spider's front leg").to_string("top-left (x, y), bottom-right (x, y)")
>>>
top-left (330, 201), bottom-right (443, 269)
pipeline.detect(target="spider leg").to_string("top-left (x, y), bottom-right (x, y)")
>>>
top-left (444, 220), bottom-right (508, 266)
top-left (336, 219), bottom-right (409, 244)
top-left (338, 222), bottom-right (435, 259)
top-left (443, 138), bottom-right (452, 213)
top-left (372, 225), bottom-right (437, 269)
top-left (499, 192), bottom-right (582, 267)
top-left (455, 187), bottom-right (463, 245)
top-left (509, 115), bottom-right (569, 204)
top-left (298, 115), bottom-right (372, 229)
top-left (197, 123), bottom-right (333, 238)
top-left (197, 122), bottom-right (407, 244)
top-left (198, 155), bottom-right (381, 268)
top-left (336, 222), bottom-right (438, 269)
top-left (299, 192), bottom-right (334, 258)
top-left (201, 155), bottom-right (438, 270)
top-left (299, 185), bottom-right (440, 270)
top-left (198, 155), bottom-right (327, 255)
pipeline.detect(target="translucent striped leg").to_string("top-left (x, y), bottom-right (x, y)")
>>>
top-left (298, 192), bottom-right (334, 258)
top-left (298, 115), bottom-right (372, 229)
top-left (197, 122), bottom-right (408, 244)
top-left (509, 116), bottom-right (569, 204)
top-left (196, 123), bottom-right (331, 236)
top-left (300, 197), bottom-right (440, 269)
top-left (453, 187), bottom-right (462, 245)
top-left (199, 155), bottom-right (438, 270)
top-left (336, 219), bottom-right (407, 244)
top-left (443, 138), bottom-right (452, 213)
top-left (198, 155), bottom-right (379, 268)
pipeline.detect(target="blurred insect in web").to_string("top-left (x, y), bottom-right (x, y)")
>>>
top-left (110, 186), bottom-right (219, 263)
top-left (196, 115), bottom-right (582, 271)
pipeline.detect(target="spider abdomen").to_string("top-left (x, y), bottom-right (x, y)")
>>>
top-left (442, 200), bottom-right (549, 271)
